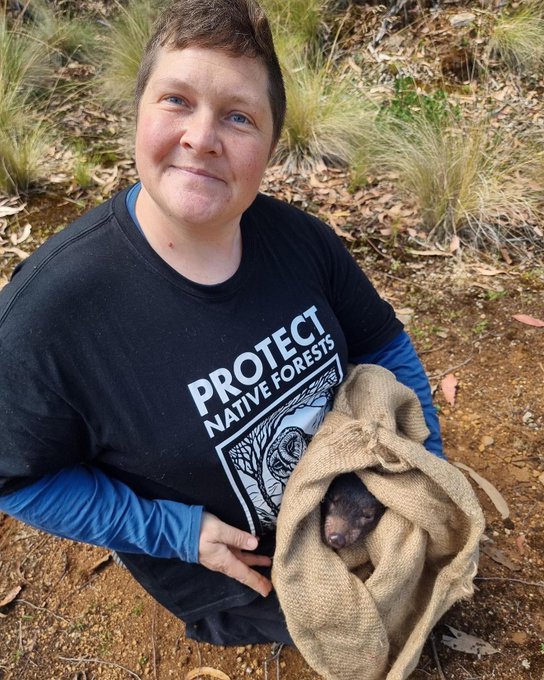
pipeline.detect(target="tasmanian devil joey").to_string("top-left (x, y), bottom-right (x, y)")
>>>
top-left (321, 472), bottom-right (385, 549)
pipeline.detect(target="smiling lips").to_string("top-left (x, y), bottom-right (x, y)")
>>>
top-left (174, 165), bottom-right (224, 182)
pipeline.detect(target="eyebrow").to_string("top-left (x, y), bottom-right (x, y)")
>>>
top-left (153, 77), bottom-right (263, 110)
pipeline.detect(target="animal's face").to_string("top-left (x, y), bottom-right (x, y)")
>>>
top-left (321, 473), bottom-right (386, 550)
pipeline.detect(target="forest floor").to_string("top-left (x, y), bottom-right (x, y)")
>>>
top-left (1, 1), bottom-right (544, 679)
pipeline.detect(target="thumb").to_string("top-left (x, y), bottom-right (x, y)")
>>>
top-left (224, 524), bottom-right (259, 552)
top-left (201, 512), bottom-right (259, 551)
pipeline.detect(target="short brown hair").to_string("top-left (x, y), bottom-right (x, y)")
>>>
top-left (135, 0), bottom-right (286, 147)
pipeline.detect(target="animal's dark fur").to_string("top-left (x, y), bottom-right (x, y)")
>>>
top-left (321, 472), bottom-right (385, 549)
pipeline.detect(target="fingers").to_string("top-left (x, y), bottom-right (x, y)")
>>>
top-left (221, 549), bottom-right (273, 598)
top-left (233, 549), bottom-right (272, 568)
top-left (198, 512), bottom-right (273, 597)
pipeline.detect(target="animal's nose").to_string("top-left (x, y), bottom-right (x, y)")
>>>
top-left (327, 533), bottom-right (346, 549)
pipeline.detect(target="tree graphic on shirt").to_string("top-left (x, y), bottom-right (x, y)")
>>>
top-left (228, 368), bottom-right (337, 529)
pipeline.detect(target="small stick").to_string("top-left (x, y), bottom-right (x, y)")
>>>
top-left (151, 603), bottom-right (158, 680)
top-left (17, 534), bottom-right (51, 570)
top-left (382, 271), bottom-right (428, 291)
top-left (430, 634), bottom-right (446, 680)
top-left (263, 643), bottom-right (283, 680)
top-left (428, 356), bottom-right (473, 381)
top-left (58, 656), bottom-right (142, 680)
top-left (474, 577), bottom-right (544, 588)
top-left (15, 599), bottom-right (71, 624)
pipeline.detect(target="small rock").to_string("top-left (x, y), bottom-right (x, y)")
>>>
top-left (480, 435), bottom-right (494, 448)
top-left (450, 12), bottom-right (476, 28)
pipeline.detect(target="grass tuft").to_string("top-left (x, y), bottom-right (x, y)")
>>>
top-left (274, 42), bottom-right (377, 171)
top-left (367, 111), bottom-right (542, 252)
top-left (0, 12), bottom-right (58, 193)
top-left (98, 0), bottom-right (164, 111)
top-left (0, 114), bottom-right (54, 193)
top-left (490, 1), bottom-right (544, 72)
top-left (20, 0), bottom-right (99, 63)
top-left (262, 0), bottom-right (325, 53)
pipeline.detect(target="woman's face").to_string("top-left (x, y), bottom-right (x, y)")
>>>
top-left (135, 46), bottom-right (275, 235)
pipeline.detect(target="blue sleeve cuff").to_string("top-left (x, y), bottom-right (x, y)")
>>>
top-left (0, 466), bottom-right (203, 563)
top-left (351, 331), bottom-right (445, 458)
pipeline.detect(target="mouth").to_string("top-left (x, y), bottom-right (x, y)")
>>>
top-left (174, 166), bottom-right (223, 182)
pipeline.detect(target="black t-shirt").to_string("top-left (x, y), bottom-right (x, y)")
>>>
top-left (0, 188), bottom-right (402, 617)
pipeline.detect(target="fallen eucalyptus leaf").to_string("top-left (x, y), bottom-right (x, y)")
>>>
top-left (185, 668), bottom-right (231, 680)
top-left (453, 462), bottom-right (510, 520)
top-left (481, 544), bottom-right (521, 571)
top-left (442, 625), bottom-right (499, 656)
top-left (0, 585), bottom-right (22, 608)
top-left (10, 223), bottom-right (31, 245)
top-left (0, 246), bottom-right (29, 260)
top-left (512, 314), bottom-right (544, 328)
top-left (441, 373), bottom-right (458, 406)
top-left (0, 205), bottom-right (24, 218)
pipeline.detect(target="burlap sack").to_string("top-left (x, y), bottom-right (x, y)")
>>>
top-left (272, 364), bottom-right (485, 680)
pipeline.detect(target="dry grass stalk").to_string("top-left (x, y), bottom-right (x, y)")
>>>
top-left (0, 13), bottom-right (57, 193)
top-left (490, 1), bottom-right (544, 72)
top-left (273, 39), bottom-right (377, 171)
top-left (368, 114), bottom-right (542, 252)
top-left (98, 0), bottom-right (163, 111)
top-left (262, 0), bottom-right (325, 52)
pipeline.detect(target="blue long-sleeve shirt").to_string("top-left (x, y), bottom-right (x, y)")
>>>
top-left (0, 331), bottom-right (442, 560)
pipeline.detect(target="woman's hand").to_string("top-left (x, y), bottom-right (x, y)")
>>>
top-left (198, 511), bottom-right (273, 597)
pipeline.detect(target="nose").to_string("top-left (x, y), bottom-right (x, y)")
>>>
top-left (180, 109), bottom-right (222, 156)
top-left (326, 533), bottom-right (346, 550)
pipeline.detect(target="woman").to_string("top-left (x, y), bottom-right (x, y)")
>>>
top-left (0, 0), bottom-right (442, 645)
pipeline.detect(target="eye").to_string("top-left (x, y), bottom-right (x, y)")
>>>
top-left (228, 112), bottom-right (251, 125)
top-left (164, 95), bottom-right (187, 106)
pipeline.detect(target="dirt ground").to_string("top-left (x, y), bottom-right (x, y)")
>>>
top-left (1, 210), bottom-right (543, 679)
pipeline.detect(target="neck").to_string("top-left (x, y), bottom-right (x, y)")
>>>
top-left (135, 191), bottom-right (243, 285)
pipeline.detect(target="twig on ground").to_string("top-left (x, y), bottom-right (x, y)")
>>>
top-left (382, 271), bottom-right (428, 291)
top-left (431, 633), bottom-right (447, 680)
top-left (365, 236), bottom-right (394, 260)
top-left (151, 602), bottom-right (158, 680)
top-left (15, 598), bottom-right (71, 624)
top-left (17, 534), bottom-right (51, 571)
top-left (263, 643), bottom-right (283, 680)
top-left (418, 343), bottom-right (447, 355)
top-left (475, 577), bottom-right (544, 587)
top-left (18, 619), bottom-right (24, 658)
top-left (59, 656), bottom-right (142, 679)
top-left (428, 356), bottom-right (473, 381)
